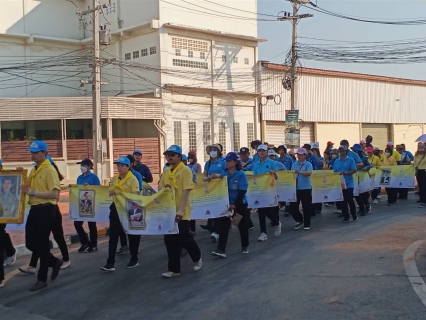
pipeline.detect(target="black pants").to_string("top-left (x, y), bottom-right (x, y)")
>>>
top-left (164, 220), bottom-right (201, 273)
top-left (355, 195), bottom-right (365, 214)
top-left (119, 228), bottom-right (128, 247)
top-left (4, 232), bottom-right (16, 257)
top-left (0, 224), bottom-right (5, 282)
top-left (397, 188), bottom-right (408, 199)
top-left (291, 189), bottom-right (312, 228)
top-left (206, 218), bottom-right (220, 234)
top-left (418, 170), bottom-right (426, 203)
top-left (371, 188), bottom-right (380, 200)
top-left (258, 207), bottom-right (279, 234)
top-left (190, 220), bottom-right (196, 232)
top-left (311, 202), bottom-right (322, 214)
top-left (216, 203), bottom-right (250, 252)
top-left (25, 204), bottom-right (59, 282)
top-left (74, 221), bottom-right (98, 246)
top-left (386, 188), bottom-right (398, 204)
top-left (338, 188), bottom-right (357, 220)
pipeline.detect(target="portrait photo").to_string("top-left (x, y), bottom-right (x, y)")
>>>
top-left (127, 200), bottom-right (146, 230)
top-left (380, 170), bottom-right (391, 185)
top-left (0, 170), bottom-right (27, 224)
top-left (79, 190), bottom-right (95, 218)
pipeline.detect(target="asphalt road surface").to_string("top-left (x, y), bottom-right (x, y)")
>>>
top-left (2, 194), bottom-right (426, 320)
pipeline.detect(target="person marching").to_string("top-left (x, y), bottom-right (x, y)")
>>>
top-left (20, 140), bottom-right (63, 291)
top-left (238, 147), bottom-right (254, 171)
top-left (381, 146), bottom-right (398, 205)
top-left (187, 151), bottom-right (202, 235)
top-left (291, 148), bottom-right (313, 230)
top-left (211, 152), bottom-right (250, 257)
top-left (253, 144), bottom-right (281, 241)
top-left (414, 143), bottom-right (426, 208)
top-left (101, 156), bottom-right (140, 272)
top-left (133, 149), bottom-right (153, 183)
top-left (159, 145), bottom-right (202, 278)
top-left (351, 144), bottom-right (372, 215)
top-left (276, 145), bottom-right (293, 170)
top-left (74, 158), bottom-right (101, 253)
top-left (396, 144), bottom-right (413, 200)
top-left (250, 140), bottom-right (262, 163)
top-left (366, 147), bottom-right (381, 204)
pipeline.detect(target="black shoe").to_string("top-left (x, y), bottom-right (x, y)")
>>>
top-left (315, 211), bottom-right (322, 215)
top-left (126, 261), bottom-right (139, 269)
top-left (30, 281), bottom-right (47, 292)
top-left (200, 225), bottom-right (211, 231)
top-left (343, 218), bottom-right (350, 223)
top-left (100, 264), bottom-right (115, 272)
top-left (87, 246), bottom-right (98, 253)
top-left (179, 248), bottom-right (187, 257)
top-left (51, 259), bottom-right (63, 281)
top-left (78, 244), bottom-right (90, 253)
top-left (294, 222), bottom-right (303, 230)
top-left (116, 246), bottom-right (129, 255)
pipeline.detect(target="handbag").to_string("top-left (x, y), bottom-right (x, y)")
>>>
top-left (232, 212), bottom-right (243, 226)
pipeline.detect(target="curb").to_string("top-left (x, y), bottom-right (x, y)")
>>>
top-left (15, 227), bottom-right (110, 258)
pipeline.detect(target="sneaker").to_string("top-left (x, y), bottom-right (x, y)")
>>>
top-left (126, 261), bottom-right (139, 269)
top-left (100, 264), bottom-right (115, 272)
top-left (248, 226), bottom-right (254, 231)
top-left (189, 231), bottom-right (196, 236)
top-left (373, 200), bottom-right (378, 204)
top-left (4, 251), bottom-right (17, 267)
top-left (258, 233), bottom-right (268, 241)
top-left (279, 207), bottom-right (286, 212)
top-left (343, 218), bottom-right (350, 223)
top-left (334, 210), bottom-right (342, 214)
top-left (87, 246), bottom-right (98, 253)
top-left (241, 247), bottom-right (249, 254)
top-left (294, 222), bottom-right (303, 230)
top-left (51, 259), bottom-right (63, 281)
top-left (274, 222), bottom-right (282, 237)
top-left (60, 260), bottom-right (71, 269)
top-left (29, 281), bottom-right (47, 292)
top-left (366, 206), bottom-right (371, 214)
top-left (116, 246), bottom-right (129, 255)
top-left (162, 271), bottom-right (181, 278)
top-left (193, 258), bottom-right (203, 271)
top-left (324, 203), bottom-right (332, 207)
top-left (78, 244), bottom-right (90, 253)
top-left (419, 203), bottom-right (426, 208)
top-left (212, 251), bottom-right (226, 258)
top-left (0, 281), bottom-right (4, 288)
top-left (303, 226), bottom-right (311, 230)
top-left (19, 266), bottom-right (36, 274)
top-left (377, 195), bottom-right (381, 199)
top-left (210, 232), bottom-right (219, 242)
top-left (353, 216), bottom-right (358, 222)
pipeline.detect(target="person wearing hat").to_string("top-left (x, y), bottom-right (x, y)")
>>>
top-left (381, 146), bottom-right (398, 205)
top-left (276, 145), bottom-right (293, 170)
top-left (210, 152), bottom-right (250, 256)
top-left (359, 140), bottom-right (366, 152)
top-left (20, 140), bottom-right (63, 291)
top-left (381, 142), bottom-right (401, 165)
top-left (414, 143), bottom-right (426, 208)
top-left (327, 149), bottom-right (339, 170)
top-left (333, 145), bottom-right (358, 222)
top-left (238, 147), bottom-right (254, 171)
top-left (366, 146), bottom-right (381, 204)
top-left (351, 144), bottom-right (372, 215)
top-left (268, 149), bottom-right (286, 171)
top-left (159, 145), bottom-right (202, 277)
top-left (288, 150), bottom-right (296, 162)
top-left (74, 158), bottom-right (101, 253)
top-left (253, 144), bottom-right (281, 241)
top-left (340, 140), bottom-right (363, 168)
top-left (101, 156), bottom-right (140, 272)
top-left (290, 148), bottom-right (313, 230)
top-left (132, 150), bottom-right (153, 183)
top-left (250, 140), bottom-right (262, 163)
top-left (325, 141), bottom-right (334, 153)
top-left (310, 147), bottom-right (325, 215)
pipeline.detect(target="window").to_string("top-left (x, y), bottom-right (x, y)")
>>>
top-left (188, 50), bottom-right (193, 58)
top-left (200, 52), bottom-right (205, 59)
top-left (188, 122), bottom-right (197, 152)
top-left (172, 59), bottom-right (208, 70)
top-left (141, 48), bottom-right (148, 57)
top-left (219, 122), bottom-right (226, 153)
top-left (66, 119), bottom-right (92, 139)
top-left (124, 53), bottom-right (131, 60)
top-left (203, 122), bottom-right (211, 161)
top-left (174, 121), bottom-right (182, 147)
top-left (175, 48), bottom-right (181, 56)
top-left (222, 55), bottom-right (226, 62)
top-left (233, 56), bottom-right (238, 64)
top-left (244, 58), bottom-right (249, 65)
top-left (133, 51), bottom-right (139, 59)
top-left (150, 46), bottom-right (157, 55)
top-left (247, 123), bottom-right (254, 150)
top-left (233, 123), bottom-right (240, 152)
top-left (172, 37), bottom-right (208, 52)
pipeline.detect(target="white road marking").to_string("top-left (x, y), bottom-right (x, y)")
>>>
top-left (403, 240), bottom-right (426, 308)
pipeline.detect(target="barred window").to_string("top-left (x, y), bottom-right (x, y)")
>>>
top-left (124, 53), bottom-right (131, 60)
top-left (188, 50), bottom-right (193, 58)
top-left (188, 122), bottom-right (197, 152)
top-left (172, 37), bottom-right (208, 52)
top-left (244, 58), bottom-right (249, 65)
top-left (150, 46), bottom-right (157, 55)
top-left (247, 123), bottom-right (254, 151)
top-left (174, 121), bottom-right (182, 147)
top-left (222, 55), bottom-right (226, 62)
top-left (133, 51), bottom-right (139, 59)
top-left (175, 48), bottom-right (181, 56)
top-left (233, 56), bottom-right (238, 64)
top-left (172, 59), bottom-right (208, 69)
top-left (203, 122), bottom-right (211, 161)
top-left (219, 122), bottom-right (226, 153)
top-left (200, 52), bottom-right (205, 59)
top-left (233, 123), bottom-right (240, 152)
top-left (141, 48), bottom-right (148, 57)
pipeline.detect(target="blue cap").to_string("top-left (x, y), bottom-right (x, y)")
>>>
top-left (133, 149), bottom-right (142, 155)
top-left (114, 156), bottom-right (130, 166)
top-left (257, 144), bottom-right (268, 151)
top-left (27, 140), bottom-right (48, 152)
top-left (351, 144), bottom-right (363, 152)
top-left (225, 152), bottom-right (238, 161)
top-left (182, 154), bottom-right (188, 161)
top-left (45, 156), bottom-right (54, 164)
top-left (163, 145), bottom-right (182, 155)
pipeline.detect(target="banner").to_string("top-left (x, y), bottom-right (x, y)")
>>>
top-left (69, 185), bottom-right (112, 222)
top-left (276, 171), bottom-right (296, 202)
top-left (353, 172), bottom-right (359, 196)
top-left (369, 167), bottom-right (377, 188)
top-left (285, 110), bottom-right (300, 147)
top-left (191, 177), bottom-right (230, 220)
top-left (246, 173), bottom-right (278, 208)
top-left (374, 166), bottom-right (415, 188)
top-left (115, 188), bottom-right (178, 235)
top-left (141, 182), bottom-right (157, 196)
top-left (358, 171), bottom-right (374, 194)
top-left (311, 170), bottom-right (343, 203)
top-left (6, 204), bottom-right (29, 231)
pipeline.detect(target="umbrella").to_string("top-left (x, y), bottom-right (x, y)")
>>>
top-left (415, 134), bottom-right (426, 142)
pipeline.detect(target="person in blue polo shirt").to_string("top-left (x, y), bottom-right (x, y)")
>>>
top-left (127, 155), bottom-right (143, 191)
top-left (74, 158), bottom-right (101, 253)
top-left (250, 140), bottom-right (262, 163)
top-left (340, 140), bottom-right (362, 166)
top-left (290, 148), bottom-right (313, 230)
top-left (133, 149), bottom-right (153, 183)
top-left (333, 146), bottom-right (358, 222)
top-left (238, 147), bottom-right (254, 171)
top-left (268, 149), bottom-right (286, 171)
top-left (351, 144), bottom-right (372, 216)
top-left (276, 145), bottom-right (293, 170)
top-left (211, 152), bottom-right (250, 256)
top-left (252, 144), bottom-right (281, 242)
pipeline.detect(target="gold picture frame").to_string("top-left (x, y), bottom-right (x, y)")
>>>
top-left (0, 169), bottom-right (28, 224)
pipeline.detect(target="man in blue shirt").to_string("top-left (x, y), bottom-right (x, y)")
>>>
top-left (340, 140), bottom-right (362, 167)
top-left (333, 146), bottom-right (358, 222)
top-left (127, 155), bottom-right (143, 191)
top-left (250, 140), bottom-right (262, 163)
top-left (303, 144), bottom-right (320, 169)
top-left (351, 144), bottom-right (372, 215)
top-left (276, 145), bottom-right (293, 170)
top-left (268, 149), bottom-right (286, 171)
top-left (133, 150), bottom-right (153, 183)
top-left (238, 147), bottom-right (254, 171)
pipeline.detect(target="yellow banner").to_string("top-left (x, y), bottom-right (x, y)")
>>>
top-left (276, 171), bottom-right (296, 202)
top-left (311, 170), bottom-right (343, 203)
top-left (69, 185), bottom-right (112, 222)
top-left (246, 173), bottom-right (278, 208)
top-left (191, 177), bottom-right (230, 219)
top-left (374, 165), bottom-right (415, 188)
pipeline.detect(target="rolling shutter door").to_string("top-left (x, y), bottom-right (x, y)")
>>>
top-left (265, 121), bottom-right (286, 146)
top-left (362, 124), bottom-right (390, 149)
top-left (300, 122), bottom-right (315, 146)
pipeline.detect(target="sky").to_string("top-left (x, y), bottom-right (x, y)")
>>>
top-left (257, 0), bottom-right (426, 80)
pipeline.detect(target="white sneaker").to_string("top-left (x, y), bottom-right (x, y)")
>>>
top-left (0, 281), bottom-right (4, 288)
top-left (210, 232), bottom-right (219, 242)
top-left (279, 207), bottom-right (285, 212)
top-left (324, 203), bottom-right (332, 207)
top-left (373, 200), bottom-right (378, 204)
top-left (377, 195), bottom-right (381, 199)
top-left (18, 266), bottom-right (36, 274)
top-left (258, 233), bottom-right (268, 241)
top-left (162, 271), bottom-right (181, 278)
top-left (274, 222), bottom-right (282, 237)
top-left (60, 260), bottom-right (71, 269)
top-left (334, 210), bottom-right (342, 214)
top-left (193, 258), bottom-right (202, 271)
top-left (5, 251), bottom-right (17, 267)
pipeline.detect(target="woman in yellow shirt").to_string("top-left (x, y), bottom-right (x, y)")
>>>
top-left (366, 147), bottom-right (381, 204)
top-left (414, 142), bottom-right (426, 207)
top-left (381, 147), bottom-right (397, 205)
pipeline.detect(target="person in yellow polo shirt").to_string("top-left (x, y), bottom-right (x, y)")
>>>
top-left (20, 140), bottom-right (62, 292)
top-left (381, 142), bottom-right (401, 164)
top-left (100, 156), bottom-right (140, 272)
top-left (159, 145), bottom-right (202, 278)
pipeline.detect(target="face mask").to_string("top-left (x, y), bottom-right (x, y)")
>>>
top-left (80, 166), bottom-right (88, 174)
top-left (331, 154), bottom-right (338, 159)
top-left (419, 148), bottom-right (425, 152)
top-left (385, 152), bottom-right (390, 157)
top-left (210, 151), bottom-right (218, 159)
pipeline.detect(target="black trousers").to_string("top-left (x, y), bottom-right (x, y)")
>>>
top-left (119, 228), bottom-right (128, 247)
top-left (371, 188), bottom-right (380, 200)
top-left (338, 188), bottom-right (357, 220)
top-left (386, 188), bottom-right (398, 204)
top-left (417, 170), bottom-right (426, 203)
top-left (397, 188), bottom-right (408, 199)
top-left (290, 189), bottom-right (312, 227)
top-left (311, 202), bottom-right (322, 214)
top-left (355, 195), bottom-right (365, 214)
top-left (164, 220), bottom-right (201, 273)
top-left (25, 204), bottom-right (59, 282)
top-left (258, 207), bottom-right (279, 234)
top-left (206, 218), bottom-right (220, 233)
top-left (216, 203), bottom-right (250, 252)
top-left (189, 220), bottom-right (196, 232)
top-left (74, 221), bottom-right (98, 246)
top-left (0, 224), bottom-right (5, 281)
top-left (4, 232), bottom-right (16, 257)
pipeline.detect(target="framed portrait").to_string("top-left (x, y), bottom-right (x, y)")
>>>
top-left (0, 169), bottom-right (28, 224)
top-left (126, 200), bottom-right (146, 230)
top-left (79, 190), bottom-right (96, 218)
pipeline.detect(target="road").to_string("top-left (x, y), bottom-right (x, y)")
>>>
top-left (1, 195), bottom-right (426, 320)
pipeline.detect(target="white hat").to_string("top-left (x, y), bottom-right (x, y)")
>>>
top-left (312, 142), bottom-right (319, 149)
top-left (267, 149), bottom-right (276, 156)
top-left (257, 144), bottom-right (268, 151)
